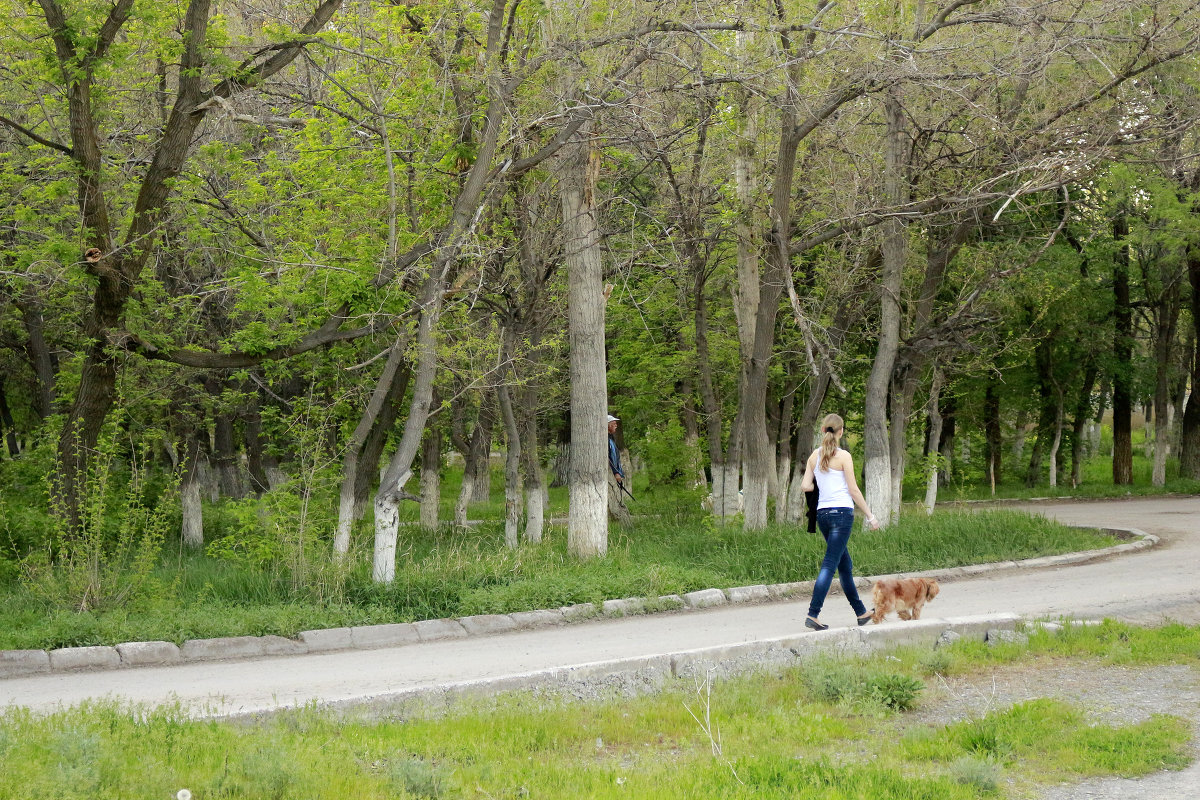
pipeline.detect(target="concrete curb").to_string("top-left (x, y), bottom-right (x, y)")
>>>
top-left (285, 612), bottom-right (1031, 722)
top-left (0, 525), bottom-right (1157, 680)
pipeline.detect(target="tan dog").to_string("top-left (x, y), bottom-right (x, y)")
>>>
top-left (870, 578), bottom-right (940, 623)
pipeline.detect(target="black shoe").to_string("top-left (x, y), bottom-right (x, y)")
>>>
top-left (805, 617), bottom-right (829, 631)
top-left (857, 611), bottom-right (874, 627)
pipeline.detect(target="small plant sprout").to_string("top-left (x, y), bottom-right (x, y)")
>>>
top-left (682, 668), bottom-right (744, 785)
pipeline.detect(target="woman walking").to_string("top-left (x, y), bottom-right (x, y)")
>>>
top-left (799, 413), bottom-right (880, 630)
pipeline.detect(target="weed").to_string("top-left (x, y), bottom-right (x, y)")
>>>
top-left (949, 755), bottom-right (1001, 793)
top-left (387, 755), bottom-right (450, 798)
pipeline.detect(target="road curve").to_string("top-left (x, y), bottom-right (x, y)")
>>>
top-left (1, 495), bottom-right (1197, 717)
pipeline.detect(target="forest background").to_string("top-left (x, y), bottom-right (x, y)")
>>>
top-left (2, 0), bottom-right (1200, 643)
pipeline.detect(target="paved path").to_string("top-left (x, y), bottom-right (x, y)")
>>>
top-left (1, 496), bottom-right (1197, 720)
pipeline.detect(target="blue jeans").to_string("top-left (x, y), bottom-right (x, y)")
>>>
top-left (807, 507), bottom-right (867, 619)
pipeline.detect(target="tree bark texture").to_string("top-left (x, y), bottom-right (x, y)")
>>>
top-left (1151, 281), bottom-right (1181, 486)
top-left (563, 127), bottom-right (609, 559)
top-left (863, 90), bottom-right (909, 527)
top-left (180, 434), bottom-right (204, 549)
top-left (1070, 364), bottom-right (1098, 488)
top-left (923, 369), bottom-right (944, 514)
top-left (1112, 214), bottom-right (1134, 484)
top-left (497, 329), bottom-right (523, 548)
top-left (420, 415), bottom-right (442, 532)
top-left (519, 386), bottom-right (545, 543)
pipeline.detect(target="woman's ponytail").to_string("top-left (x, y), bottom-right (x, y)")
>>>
top-left (818, 413), bottom-right (843, 471)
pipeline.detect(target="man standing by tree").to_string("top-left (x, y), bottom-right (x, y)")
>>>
top-left (607, 414), bottom-right (631, 523)
top-left (607, 414), bottom-right (625, 484)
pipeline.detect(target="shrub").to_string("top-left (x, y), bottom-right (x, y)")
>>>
top-left (21, 432), bottom-right (172, 613)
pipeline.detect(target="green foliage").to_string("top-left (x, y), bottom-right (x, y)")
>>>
top-left (20, 432), bottom-right (173, 613)
top-left (640, 417), bottom-right (702, 488)
top-left (802, 658), bottom-right (925, 712)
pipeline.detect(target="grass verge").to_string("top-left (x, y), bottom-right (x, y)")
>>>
top-left (0, 621), bottom-right (1193, 799)
top-left (0, 509), bottom-right (1118, 650)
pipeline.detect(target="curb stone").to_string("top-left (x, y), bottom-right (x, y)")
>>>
top-left (726, 584), bottom-right (770, 603)
top-left (115, 641), bottom-right (180, 667)
top-left (0, 526), bottom-right (1155, 677)
top-left (602, 598), bottom-right (647, 617)
top-left (49, 646), bottom-right (120, 672)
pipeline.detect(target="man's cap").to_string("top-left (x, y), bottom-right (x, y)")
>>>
top-left (607, 414), bottom-right (619, 422)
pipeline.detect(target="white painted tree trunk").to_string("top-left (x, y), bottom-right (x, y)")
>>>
top-left (520, 397), bottom-right (545, 544)
top-left (924, 370), bottom-right (944, 514)
top-left (335, 338), bottom-right (409, 556)
top-left (1048, 392), bottom-right (1064, 488)
top-left (863, 90), bottom-right (908, 527)
top-left (497, 377), bottom-right (522, 549)
top-left (181, 445), bottom-right (204, 549)
top-left (713, 462), bottom-right (741, 519)
top-left (373, 279), bottom-right (442, 583)
top-left (562, 127), bottom-right (608, 559)
top-left (419, 428), bottom-right (440, 531)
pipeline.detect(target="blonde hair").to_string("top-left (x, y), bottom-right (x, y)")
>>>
top-left (818, 413), bottom-right (843, 471)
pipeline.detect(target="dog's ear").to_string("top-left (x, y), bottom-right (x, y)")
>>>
top-left (926, 579), bottom-right (940, 600)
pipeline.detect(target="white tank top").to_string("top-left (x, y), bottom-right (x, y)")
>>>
top-left (814, 450), bottom-right (853, 509)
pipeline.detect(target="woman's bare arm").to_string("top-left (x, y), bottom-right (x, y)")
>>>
top-left (840, 453), bottom-right (879, 528)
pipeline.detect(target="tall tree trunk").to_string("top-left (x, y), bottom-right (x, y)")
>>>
top-left (334, 341), bottom-right (412, 556)
top-left (1070, 364), bottom-right (1098, 488)
top-left (695, 264), bottom-right (739, 519)
top-left (923, 369), bottom-right (944, 513)
top-left (984, 378), bottom-right (1002, 492)
top-left (887, 364), bottom-right (917, 520)
top-left (211, 407), bottom-right (244, 500)
top-left (1112, 213), bottom-right (1134, 484)
top-left (17, 297), bottom-right (58, 419)
top-left (419, 411), bottom-right (442, 532)
top-left (180, 433), bottom-right (204, 549)
top-left (454, 392), bottom-right (493, 526)
top-left (1151, 284), bottom-right (1181, 486)
top-left (562, 125), bottom-right (609, 559)
top-left (938, 394), bottom-right (956, 485)
top-left (469, 395), bottom-right (496, 505)
top-left (741, 73), bottom-right (803, 532)
top-left (786, 372), bottom-right (832, 522)
top-left (863, 90), bottom-right (909, 527)
top-left (497, 328), bottom-right (522, 548)
top-left (243, 388), bottom-right (271, 496)
top-left (373, 276), bottom-right (443, 582)
top-left (519, 385), bottom-right (545, 543)
top-left (774, 389), bottom-right (794, 523)
top-left (1047, 388), bottom-right (1065, 488)
top-left (1026, 337), bottom-right (1055, 487)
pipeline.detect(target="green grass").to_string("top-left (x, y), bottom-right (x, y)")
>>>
top-left (0, 622), bottom-right (1194, 799)
top-left (0, 507), bottom-right (1117, 650)
top-left (916, 429), bottom-right (1200, 502)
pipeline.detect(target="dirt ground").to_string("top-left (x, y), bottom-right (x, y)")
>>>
top-left (912, 660), bottom-right (1200, 799)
